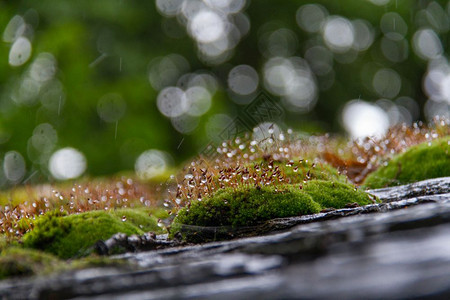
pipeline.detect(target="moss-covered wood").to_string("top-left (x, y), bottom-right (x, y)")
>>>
top-left (22, 208), bottom-right (164, 259)
top-left (364, 137), bottom-right (450, 188)
top-left (170, 180), bottom-right (374, 240)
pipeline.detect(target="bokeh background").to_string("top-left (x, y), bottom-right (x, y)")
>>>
top-left (0, 0), bottom-right (449, 187)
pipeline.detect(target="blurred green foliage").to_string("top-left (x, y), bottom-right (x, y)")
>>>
top-left (0, 0), bottom-right (448, 186)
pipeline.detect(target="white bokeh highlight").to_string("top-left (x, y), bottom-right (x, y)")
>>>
top-left (9, 36), bottom-right (32, 66)
top-left (342, 100), bottom-right (390, 138)
top-left (413, 28), bottom-right (443, 60)
top-left (49, 148), bottom-right (87, 180)
top-left (322, 16), bottom-right (355, 53)
top-left (3, 151), bottom-right (26, 183)
top-left (228, 64), bottom-right (259, 95)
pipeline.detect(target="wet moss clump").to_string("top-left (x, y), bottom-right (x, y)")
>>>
top-left (302, 180), bottom-right (373, 208)
top-left (22, 208), bottom-right (163, 259)
top-left (170, 180), bottom-right (374, 240)
top-left (0, 247), bottom-right (61, 279)
top-left (364, 137), bottom-right (450, 188)
top-left (0, 247), bottom-right (135, 280)
top-left (173, 185), bottom-right (321, 229)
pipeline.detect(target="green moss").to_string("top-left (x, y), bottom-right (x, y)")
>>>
top-left (276, 160), bottom-right (345, 183)
top-left (172, 185), bottom-right (321, 229)
top-left (364, 137), bottom-right (450, 189)
top-left (109, 208), bottom-right (162, 232)
top-left (22, 208), bottom-right (163, 259)
top-left (170, 180), bottom-right (374, 240)
top-left (0, 247), bottom-right (62, 279)
top-left (0, 235), bottom-right (9, 251)
top-left (68, 255), bottom-right (132, 270)
top-left (0, 246), bottom-right (135, 280)
top-left (302, 180), bottom-right (373, 208)
top-left (0, 187), bottom-right (33, 207)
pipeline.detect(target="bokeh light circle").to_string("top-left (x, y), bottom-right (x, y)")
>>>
top-left (97, 93), bottom-right (127, 123)
top-left (49, 147), bottom-right (87, 180)
top-left (342, 100), bottom-right (390, 138)
top-left (413, 28), bottom-right (443, 60)
top-left (228, 64), bottom-right (259, 95)
top-left (373, 68), bottom-right (402, 99)
top-left (322, 16), bottom-right (355, 53)
top-left (157, 87), bottom-right (187, 117)
top-left (185, 86), bottom-right (212, 116)
top-left (135, 149), bottom-right (171, 180)
top-left (31, 123), bottom-right (57, 154)
top-left (3, 151), bottom-right (26, 183)
top-left (296, 4), bottom-right (328, 33)
top-left (189, 10), bottom-right (226, 43)
top-left (9, 36), bottom-right (32, 66)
